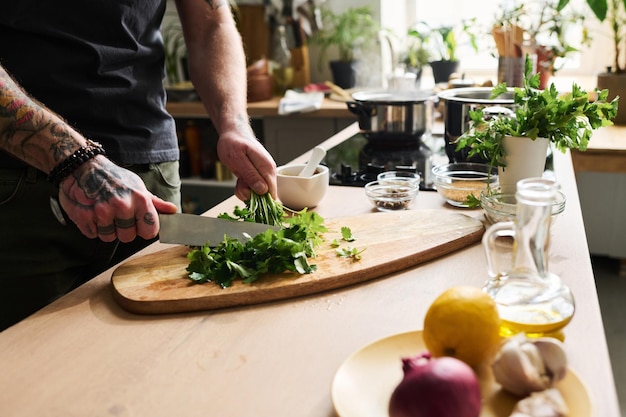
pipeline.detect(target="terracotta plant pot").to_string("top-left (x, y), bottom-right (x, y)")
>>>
top-left (498, 136), bottom-right (550, 194)
top-left (597, 72), bottom-right (626, 125)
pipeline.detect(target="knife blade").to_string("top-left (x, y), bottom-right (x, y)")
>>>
top-left (158, 213), bottom-right (281, 246)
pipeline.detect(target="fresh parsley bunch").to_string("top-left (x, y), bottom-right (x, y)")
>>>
top-left (217, 191), bottom-right (284, 226)
top-left (455, 55), bottom-right (619, 169)
top-left (186, 192), bottom-right (328, 288)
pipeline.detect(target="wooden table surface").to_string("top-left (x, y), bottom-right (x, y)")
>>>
top-left (0, 125), bottom-right (620, 417)
top-left (571, 124), bottom-right (626, 174)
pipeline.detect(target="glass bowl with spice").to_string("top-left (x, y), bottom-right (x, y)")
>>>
top-left (377, 171), bottom-right (421, 188)
top-left (432, 163), bottom-right (499, 208)
top-left (364, 180), bottom-right (419, 212)
top-left (480, 189), bottom-right (566, 224)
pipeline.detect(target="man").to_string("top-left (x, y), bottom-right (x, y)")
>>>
top-left (0, 0), bottom-right (277, 330)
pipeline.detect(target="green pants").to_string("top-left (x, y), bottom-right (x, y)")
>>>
top-left (0, 162), bottom-right (181, 331)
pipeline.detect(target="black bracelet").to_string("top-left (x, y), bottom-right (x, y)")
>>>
top-left (47, 139), bottom-right (106, 186)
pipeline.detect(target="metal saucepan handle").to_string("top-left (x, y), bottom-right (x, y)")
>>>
top-left (346, 101), bottom-right (374, 118)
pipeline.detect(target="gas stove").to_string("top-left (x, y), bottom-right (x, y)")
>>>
top-left (322, 132), bottom-right (448, 191)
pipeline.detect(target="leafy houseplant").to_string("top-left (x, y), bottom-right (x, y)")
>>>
top-left (408, 20), bottom-right (479, 84)
top-left (563, 0), bottom-right (626, 123)
top-left (562, 0), bottom-right (626, 73)
top-left (494, 0), bottom-right (590, 82)
top-left (162, 1), bottom-right (240, 87)
top-left (402, 29), bottom-right (431, 80)
top-left (455, 55), bottom-right (618, 196)
top-left (310, 6), bottom-right (379, 88)
top-left (163, 20), bottom-right (187, 86)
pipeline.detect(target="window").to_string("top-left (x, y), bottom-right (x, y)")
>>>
top-left (382, 0), bottom-right (611, 85)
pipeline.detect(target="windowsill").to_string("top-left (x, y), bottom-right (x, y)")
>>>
top-left (419, 67), bottom-right (598, 92)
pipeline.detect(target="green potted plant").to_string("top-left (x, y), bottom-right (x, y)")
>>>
top-left (310, 6), bottom-right (379, 89)
top-left (408, 19), bottom-right (479, 84)
top-left (401, 28), bottom-right (431, 84)
top-left (455, 55), bottom-right (618, 195)
top-left (562, 0), bottom-right (626, 124)
top-left (493, 0), bottom-right (590, 88)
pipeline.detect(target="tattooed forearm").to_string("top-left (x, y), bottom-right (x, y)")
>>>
top-left (204, 0), bottom-right (227, 10)
top-left (49, 122), bottom-right (78, 162)
top-left (0, 65), bottom-right (84, 170)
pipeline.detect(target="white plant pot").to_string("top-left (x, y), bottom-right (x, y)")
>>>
top-left (498, 136), bottom-right (550, 194)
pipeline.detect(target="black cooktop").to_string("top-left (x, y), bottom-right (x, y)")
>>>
top-left (322, 132), bottom-right (448, 191)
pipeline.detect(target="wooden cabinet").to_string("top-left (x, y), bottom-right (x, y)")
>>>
top-left (575, 172), bottom-right (626, 259)
top-left (571, 125), bottom-right (626, 268)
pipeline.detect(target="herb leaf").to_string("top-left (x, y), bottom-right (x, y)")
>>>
top-left (341, 226), bottom-right (356, 242)
top-left (336, 246), bottom-right (366, 261)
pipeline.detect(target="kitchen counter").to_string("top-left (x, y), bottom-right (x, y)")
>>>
top-left (167, 96), bottom-right (354, 119)
top-left (571, 125), bottom-right (626, 267)
top-left (571, 125), bottom-right (626, 174)
top-left (0, 124), bottom-right (620, 417)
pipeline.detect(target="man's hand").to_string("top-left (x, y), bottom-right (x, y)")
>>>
top-left (57, 156), bottom-right (178, 242)
top-left (216, 129), bottom-right (277, 201)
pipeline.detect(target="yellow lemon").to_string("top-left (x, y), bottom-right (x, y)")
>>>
top-left (423, 286), bottom-right (501, 368)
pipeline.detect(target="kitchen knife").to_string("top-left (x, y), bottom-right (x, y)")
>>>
top-left (158, 213), bottom-right (281, 246)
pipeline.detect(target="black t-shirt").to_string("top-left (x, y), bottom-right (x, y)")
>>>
top-left (0, 0), bottom-right (179, 165)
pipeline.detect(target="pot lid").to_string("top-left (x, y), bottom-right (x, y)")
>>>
top-left (437, 87), bottom-right (514, 104)
top-left (351, 89), bottom-right (436, 104)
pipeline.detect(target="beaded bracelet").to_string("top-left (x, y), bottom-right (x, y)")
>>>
top-left (47, 139), bottom-right (106, 186)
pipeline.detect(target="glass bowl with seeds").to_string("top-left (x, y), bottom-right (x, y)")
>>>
top-left (377, 171), bottom-right (421, 188)
top-left (480, 189), bottom-right (566, 224)
top-left (432, 163), bottom-right (499, 208)
top-left (364, 180), bottom-right (419, 212)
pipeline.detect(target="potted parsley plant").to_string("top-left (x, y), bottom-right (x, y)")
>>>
top-left (455, 55), bottom-right (618, 196)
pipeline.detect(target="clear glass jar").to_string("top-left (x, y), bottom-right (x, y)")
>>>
top-left (271, 25), bottom-right (293, 96)
top-left (482, 178), bottom-right (575, 339)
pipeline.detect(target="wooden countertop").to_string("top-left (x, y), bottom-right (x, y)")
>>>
top-left (166, 96), bottom-right (354, 119)
top-left (0, 124), bottom-right (620, 417)
top-left (571, 124), bottom-right (626, 173)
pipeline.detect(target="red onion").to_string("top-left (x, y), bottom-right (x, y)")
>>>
top-left (388, 352), bottom-right (482, 417)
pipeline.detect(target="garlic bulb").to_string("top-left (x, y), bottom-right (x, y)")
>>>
top-left (491, 333), bottom-right (568, 396)
top-left (510, 388), bottom-right (569, 417)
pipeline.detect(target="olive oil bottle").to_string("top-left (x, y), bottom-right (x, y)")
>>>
top-left (482, 178), bottom-right (575, 339)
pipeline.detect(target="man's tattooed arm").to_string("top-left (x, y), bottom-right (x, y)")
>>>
top-left (0, 65), bottom-right (86, 173)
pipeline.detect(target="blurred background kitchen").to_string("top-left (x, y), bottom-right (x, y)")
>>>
top-left (162, 2), bottom-right (626, 413)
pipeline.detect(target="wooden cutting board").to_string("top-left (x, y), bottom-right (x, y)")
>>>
top-left (111, 210), bottom-right (484, 314)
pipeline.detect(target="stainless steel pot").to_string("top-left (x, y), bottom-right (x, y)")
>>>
top-left (346, 90), bottom-right (436, 142)
top-left (438, 87), bottom-right (515, 163)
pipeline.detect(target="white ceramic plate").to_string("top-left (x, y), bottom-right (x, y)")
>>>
top-left (331, 331), bottom-right (592, 417)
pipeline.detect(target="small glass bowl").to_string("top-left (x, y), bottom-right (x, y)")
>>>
top-left (432, 163), bottom-right (499, 208)
top-left (480, 190), bottom-right (567, 224)
top-left (365, 180), bottom-right (419, 212)
top-left (377, 171), bottom-right (421, 188)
